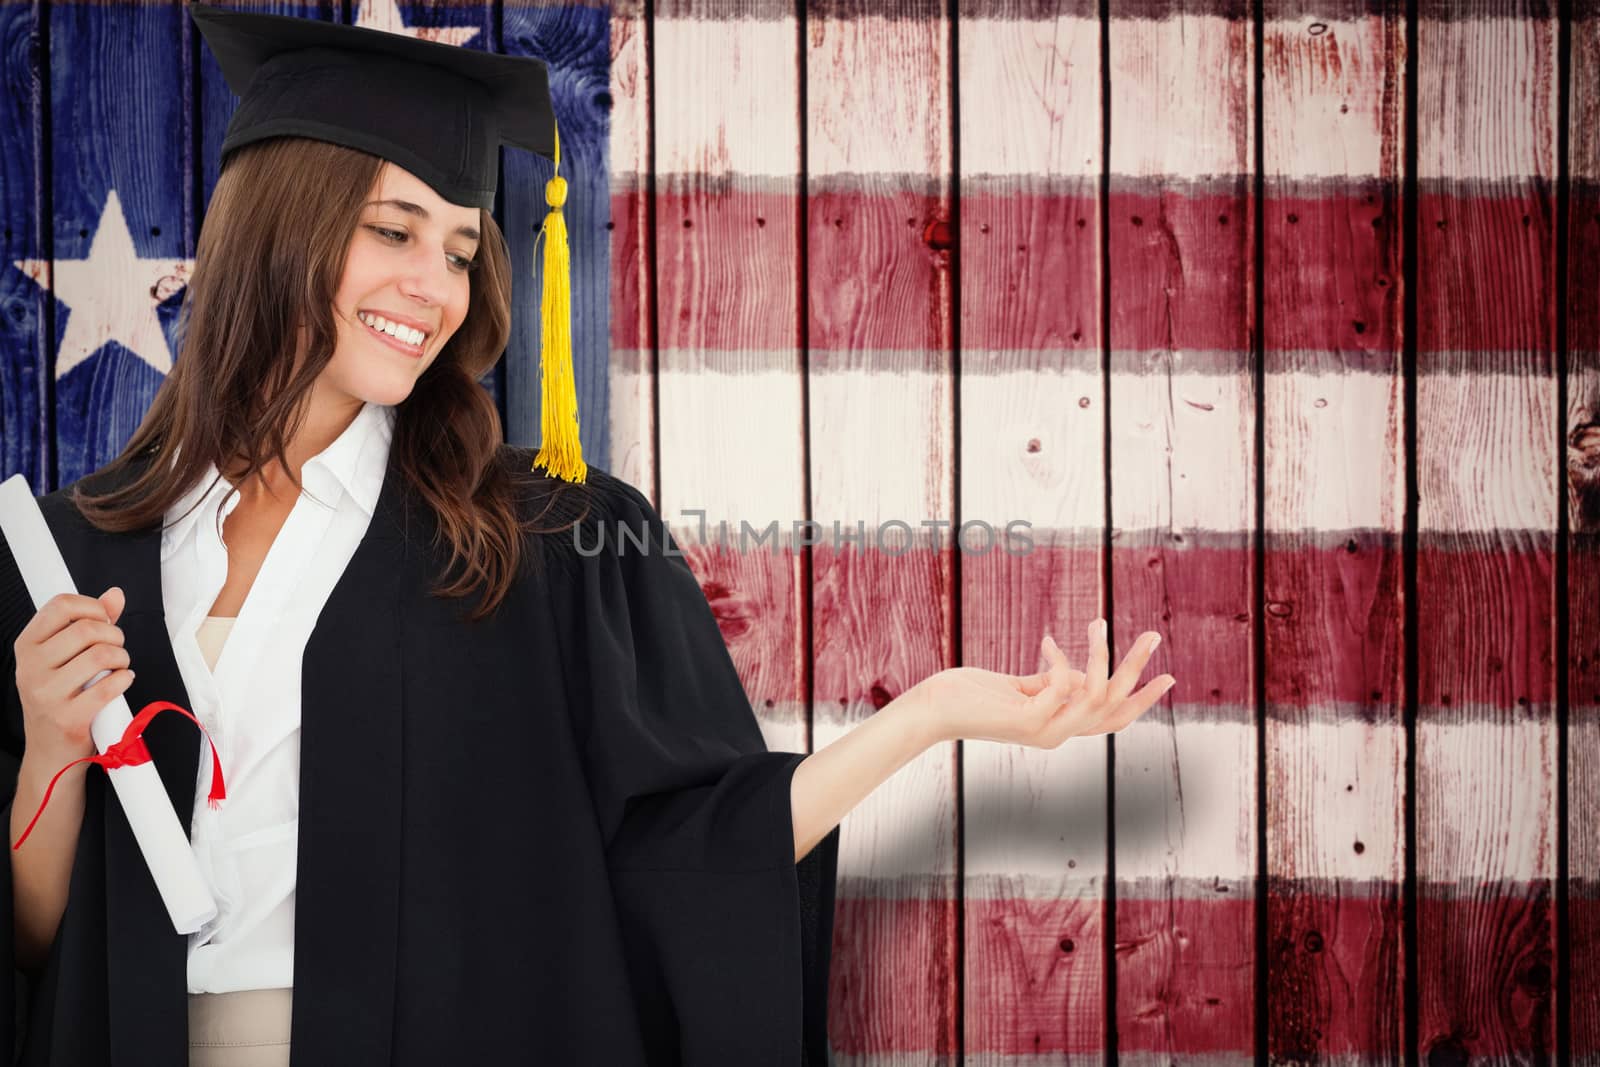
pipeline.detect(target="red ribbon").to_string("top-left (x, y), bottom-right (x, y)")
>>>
top-left (12, 700), bottom-right (226, 851)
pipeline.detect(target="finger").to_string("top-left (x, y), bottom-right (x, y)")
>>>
top-left (1104, 630), bottom-right (1161, 706)
top-left (52, 636), bottom-right (131, 702)
top-left (1015, 671), bottom-right (1051, 697)
top-left (39, 617), bottom-right (124, 674)
top-left (18, 593), bottom-right (109, 648)
top-left (68, 666), bottom-right (135, 713)
top-left (1024, 667), bottom-right (1077, 724)
top-left (1083, 675), bottom-right (1176, 736)
top-left (1036, 684), bottom-right (1110, 748)
top-left (1042, 633), bottom-right (1075, 691)
top-left (101, 586), bottom-right (125, 623)
top-left (1043, 666), bottom-right (1102, 732)
top-left (1084, 618), bottom-right (1109, 702)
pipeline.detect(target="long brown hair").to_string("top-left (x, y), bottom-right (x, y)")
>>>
top-left (71, 136), bottom-right (591, 621)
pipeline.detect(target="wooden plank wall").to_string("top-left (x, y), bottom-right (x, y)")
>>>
top-left (1263, 1), bottom-right (1406, 1062)
top-left (2, 0), bottom-right (1595, 1062)
top-left (1415, 1), bottom-right (1560, 1061)
top-left (959, 1), bottom-right (1107, 1061)
top-left (806, 1), bottom-right (960, 1057)
top-left (1571, 7), bottom-right (1600, 1064)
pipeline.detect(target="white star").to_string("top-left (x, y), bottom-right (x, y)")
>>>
top-left (13, 188), bottom-right (193, 380)
top-left (353, 0), bottom-right (480, 46)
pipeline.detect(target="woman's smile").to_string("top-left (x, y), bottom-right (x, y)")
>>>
top-left (355, 311), bottom-right (427, 358)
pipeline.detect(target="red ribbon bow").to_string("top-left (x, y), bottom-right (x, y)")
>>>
top-left (12, 700), bottom-right (226, 851)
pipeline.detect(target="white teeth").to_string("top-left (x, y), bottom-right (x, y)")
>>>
top-left (359, 312), bottom-right (425, 347)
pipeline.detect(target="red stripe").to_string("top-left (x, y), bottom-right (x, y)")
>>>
top-left (827, 894), bottom-right (959, 1055)
top-left (958, 893), bottom-right (1115, 1056)
top-left (610, 185), bottom-right (1573, 358)
top-left (1414, 887), bottom-right (1558, 1059)
top-left (1417, 184), bottom-right (1556, 359)
top-left (827, 886), bottom-right (1576, 1056)
top-left (675, 539), bottom-right (1559, 713)
top-left (1264, 179), bottom-right (1402, 357)
top-left (653, 183), bottom-right (801, 353)
top-left (960, 184), bottom-right (1102, 354)
top-left (1107, 182), bottom-right (1256, 355)
top-left (1417, 544), bottom-right (1558, 710)
top-left (1575, 890), bottom-right (1600, 1060)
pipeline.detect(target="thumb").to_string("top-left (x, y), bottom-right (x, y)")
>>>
top-left (100, 585), bottom-right (126, 623)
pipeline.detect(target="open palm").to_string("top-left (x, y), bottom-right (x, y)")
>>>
top-left (910, 618), bottom-right (1175, 748)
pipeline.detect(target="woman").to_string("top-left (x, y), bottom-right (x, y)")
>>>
top-left (1, 6), bottom-right (1176, 1066)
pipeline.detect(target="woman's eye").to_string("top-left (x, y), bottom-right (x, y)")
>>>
top-left (370, 226), bottom-right (477, 272)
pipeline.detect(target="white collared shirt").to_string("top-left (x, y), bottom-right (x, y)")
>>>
top-left (160, 400), bottom-right (396, 994)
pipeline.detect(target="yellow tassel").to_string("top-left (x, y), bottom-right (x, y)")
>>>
top-left (531, 120), bottom-right (587, 484)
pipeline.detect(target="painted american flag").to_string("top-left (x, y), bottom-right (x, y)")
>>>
top-left (2, 0), bottom-right (1595, 1062)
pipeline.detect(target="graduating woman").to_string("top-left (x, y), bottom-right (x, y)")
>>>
top-left (0, 4), bottom-right (1177, 1065)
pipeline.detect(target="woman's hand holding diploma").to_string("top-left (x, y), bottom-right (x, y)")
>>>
top-left (2, 470), bottom-right (221, 939)
top-left (14, 587), bottom-right (136, 766)
top-left (789, 618), bottom-right (1176, 863)
top-left (10, 586), bottom-right (134, 971)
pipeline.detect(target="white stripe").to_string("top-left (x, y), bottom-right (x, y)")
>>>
top-left (807, 15), bottom-right (951, 178)
top-left (963, 736), bottom-right (1110, 892)
top-left (1266, 718), bottom-right (1405, 881)
top-left (607, 360), bottom-right (655, 495)
top-left (607, 13), bottom-right (648, 183)
top-left (1263, 16), bottom-right (1401, 181)
top-left (1572, 717), bottom-right (1600, 879)
top-left (1417, 16), bottom-right (1556, 182)
top-left (757, 713), bottom-right (808, 759)
top-left (1109, 364), bottom-right (1259, 535)
top-left (1112, 717), bottom-right (1257, 882)
top-left (626, 361), bottom-right (1560, 536)
top-left (1578, 18), bottom-right (1600, 181)
top-left (810, 365), bottom-right (953, 527)
top-left (1417, 716), bottom-right (1556, 881)
top-left (1263, 365), bottom-right (1404, 533)
top-left (1416, 371), bottom-right (1558, 532)
top-left (659, 364), bottom-right (805, 525)
top-left (654, 17), bottom-right (801, 179)
top-left (1109, 14), bottom-right (1252, 180)
top-left (961, 366), bottom-right (1106, 533)
top-left (958, 17), bottom-right (1100, 180)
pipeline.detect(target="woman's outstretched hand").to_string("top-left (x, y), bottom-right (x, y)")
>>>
top-left (789, 618), bottom-right (1178, 861)
top-left (907, 617), bottom-right (1175, 748)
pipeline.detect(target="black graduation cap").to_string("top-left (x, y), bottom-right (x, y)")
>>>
top-left (188, 1), bottom-right (587, 483)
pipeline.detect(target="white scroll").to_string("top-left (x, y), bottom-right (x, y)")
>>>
top-left (0, 473), bottom-right (217, 934)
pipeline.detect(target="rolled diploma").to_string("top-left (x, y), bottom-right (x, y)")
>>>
top-left (0, 473), bottom-right (217, 934)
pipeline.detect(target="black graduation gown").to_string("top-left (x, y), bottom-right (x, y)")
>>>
top-left (0, 444), bottom-right (840, 1066)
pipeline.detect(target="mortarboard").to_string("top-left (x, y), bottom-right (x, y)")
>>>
top-left (188, 1), bottom-right (586, 483)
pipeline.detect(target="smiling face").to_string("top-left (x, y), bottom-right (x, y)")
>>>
top-left (314, 161), bottom-right (482, 411)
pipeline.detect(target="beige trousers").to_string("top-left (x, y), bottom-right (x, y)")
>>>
top-left (188, 988), bottom-right (292, 1067)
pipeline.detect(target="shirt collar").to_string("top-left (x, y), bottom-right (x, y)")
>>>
top-left (161, 402), bottom-right (396, 558)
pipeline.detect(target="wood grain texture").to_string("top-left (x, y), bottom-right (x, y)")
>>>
top-left (1107, 3), bottom-right (1257, 1059)
top-left (1261, 5), bottom-right (1406, 1063)
top-left (0, 0), bottom-right (49, 489)
top-left (1567, 8), bottom-right (1600, 1062)
top-left (51, 0), bottom-right (191, 485)
top-left (500, 0), bottom-right (614, 466)
top-left (806, 3), bottom-right (957, 1060)
top-left (604, 0), bottom-right (652, 489)
top-left (1414, 3), bottom-right (1559, 1062)
top-left (651, 3), bottom-right (807, 755)
top-left (956, 6), bottom-right (1107, 1061)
